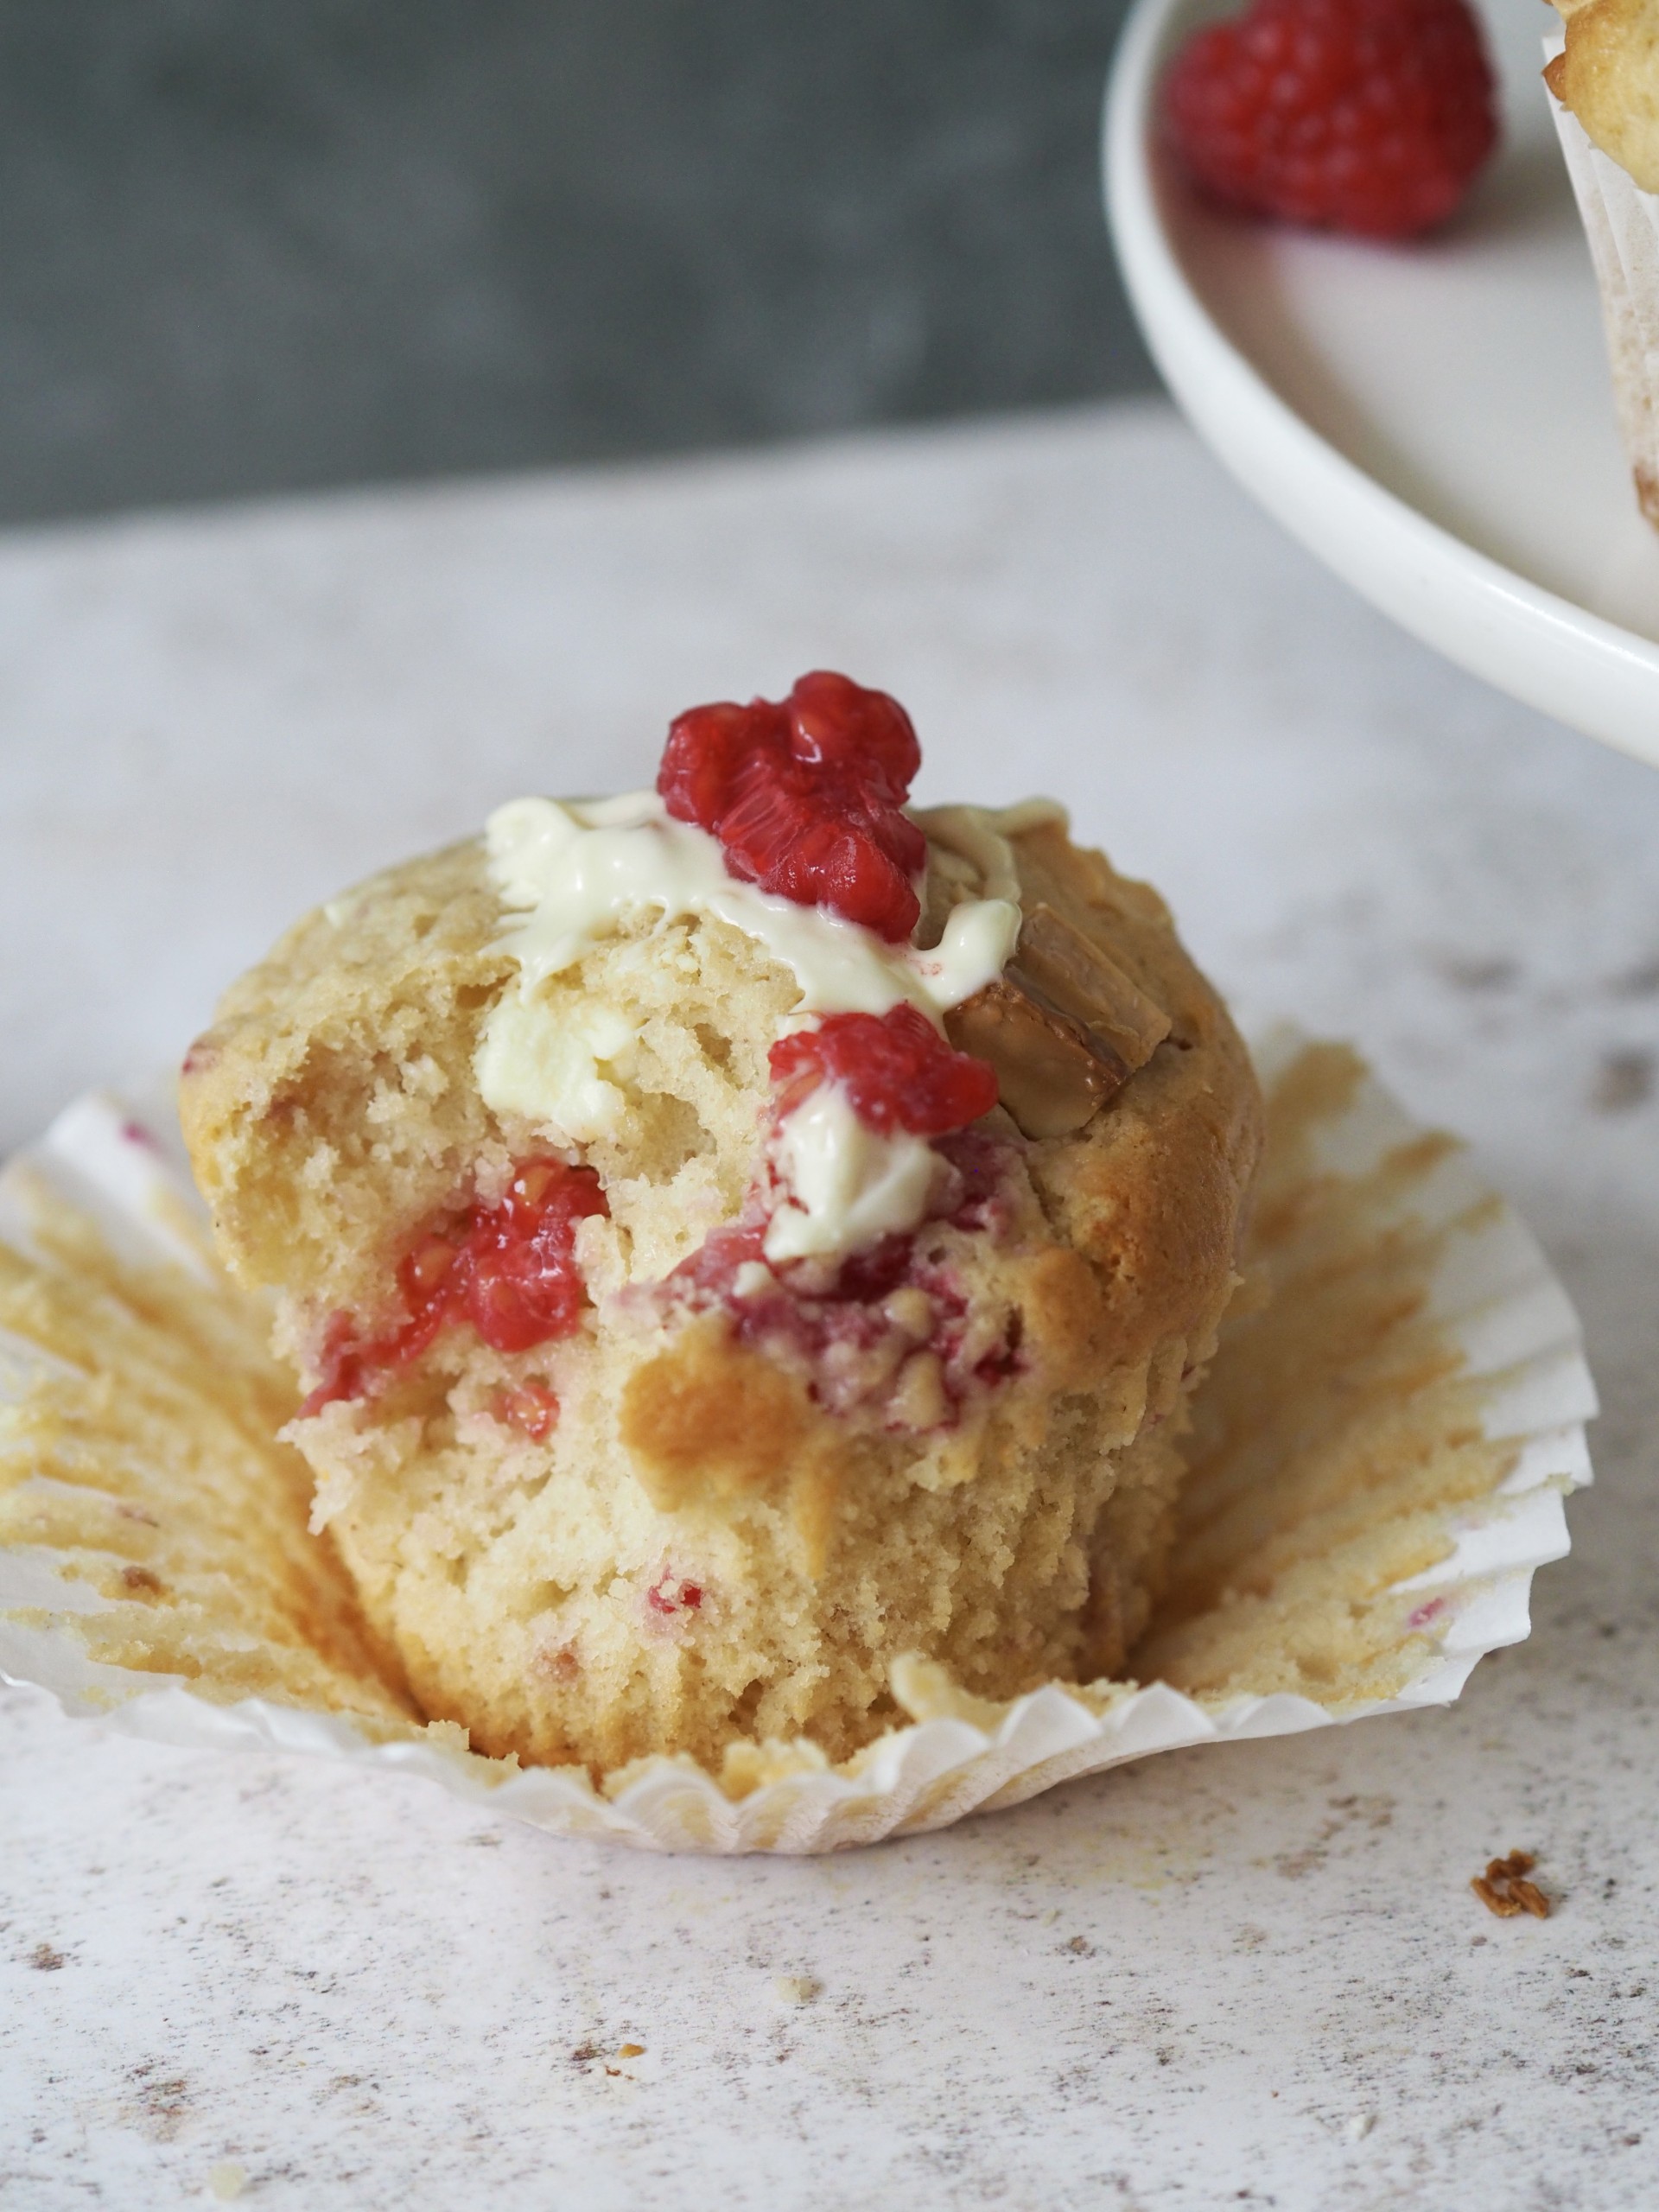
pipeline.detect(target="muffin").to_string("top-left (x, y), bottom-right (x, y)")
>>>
top-left (179, 672), bottom-right (1262, 1775)
top-left (1546, 1), bottom-right (1659, 524)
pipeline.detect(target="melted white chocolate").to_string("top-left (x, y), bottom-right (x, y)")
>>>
top-left (482, 791), bottom-right (1018, 1028)
top-left (763, 1086), bottom-right (943, 1264)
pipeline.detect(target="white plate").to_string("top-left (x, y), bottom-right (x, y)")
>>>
top-left (1105, 0), bottom-right (1659, 772)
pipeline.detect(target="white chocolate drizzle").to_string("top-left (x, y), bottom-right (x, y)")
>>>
top-left (480, 790), bottom-right (1020, 1044)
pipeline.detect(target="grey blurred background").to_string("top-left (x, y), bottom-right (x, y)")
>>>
top-left (0, 0), bottom-right (1154, 526)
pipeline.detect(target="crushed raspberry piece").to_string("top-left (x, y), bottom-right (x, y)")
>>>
top-left (769, 1004), bottom-right (998, 1136)
top-left (646, 1571), bottom-right (703, 1615)
top-left (493, 1383), bottom-right (562, 1441)
top-left (456, 1159), bottom-right (608, 1354)
top-left (657, 670), bottom-right (927, 942)
top-left (1163, 0), bottom-right (1498, 241)
top-left (301, 1158), bottom-right (607, 1414)
top-left (652, 1127), bottom-right (1024, 1431)
top-left (668, 1218), bottom-right (770, 1298)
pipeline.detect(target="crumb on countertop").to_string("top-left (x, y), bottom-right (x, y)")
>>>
top-left (1471, 1849), bottom-right (1550, 1919)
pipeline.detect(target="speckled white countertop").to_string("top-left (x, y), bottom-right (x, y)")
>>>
top-left (3, 402), bottom-right (1657, 2210)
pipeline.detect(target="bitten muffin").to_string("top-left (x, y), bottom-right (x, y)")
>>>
top-left (179, 673), bottom-right (1262, 1774)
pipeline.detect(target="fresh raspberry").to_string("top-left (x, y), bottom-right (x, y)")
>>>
top-left (769, 1004), bottom-right (999, 1138)
top-left (302, 1157), bottom-right (607, 1414)
top-left (1163, 0), bottom-right (1498, 241)
top-left (658, 670), bottom-right (927, 942)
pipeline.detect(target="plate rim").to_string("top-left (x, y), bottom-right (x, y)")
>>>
top-left (1103, 0), bottom-right (1659, 776)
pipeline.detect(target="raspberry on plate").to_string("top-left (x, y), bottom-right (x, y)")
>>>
top-left (1162, 0), bottom-right (1499, 241)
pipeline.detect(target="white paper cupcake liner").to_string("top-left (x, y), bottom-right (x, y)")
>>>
top-left (0, 1032), bottom-right (1596, 1854)
top-left (1546, 30), bottom-right (1659, 527)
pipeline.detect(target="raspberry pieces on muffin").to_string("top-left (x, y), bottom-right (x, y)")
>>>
top-left (180, 673), bottom-right (1262, 1776)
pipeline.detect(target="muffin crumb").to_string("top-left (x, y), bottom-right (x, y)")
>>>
top-left (1471, 1849), bottom-right (1550, 1919)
